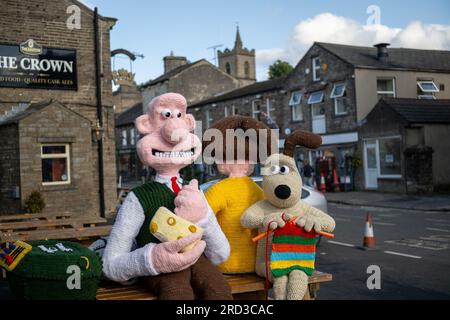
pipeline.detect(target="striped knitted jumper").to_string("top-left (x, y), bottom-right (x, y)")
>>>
top-left (270, 220), bottom-right (317, 277)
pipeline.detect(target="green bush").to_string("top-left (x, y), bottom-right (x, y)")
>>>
top-left (23, 191), bottom-right (46, 213)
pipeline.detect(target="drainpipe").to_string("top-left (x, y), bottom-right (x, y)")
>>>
top-left (94, 7), bottom-right (106, 218)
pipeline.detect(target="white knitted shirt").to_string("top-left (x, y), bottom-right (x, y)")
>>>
top-left (102, 189), bottom-right (230, 283)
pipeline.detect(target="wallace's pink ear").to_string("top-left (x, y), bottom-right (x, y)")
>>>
top-left (185, 114), bottom-right (196, 131)
top-left (135, 115), bottom-right (153, 135)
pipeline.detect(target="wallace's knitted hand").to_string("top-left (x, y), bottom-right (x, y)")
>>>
top-left (151, 233), bottom-right (206, 274)
top-left (262, 212), bottom-right (293, 230)
top-left (174, 179), bottom-right (208, 223)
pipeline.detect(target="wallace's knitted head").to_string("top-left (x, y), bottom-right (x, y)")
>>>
top-left (135, 93), bottom-right (202, 176)
top-left (261, 130), bottom-right (322, 208)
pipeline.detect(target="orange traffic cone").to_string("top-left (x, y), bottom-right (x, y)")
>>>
top-left (363, 212), bottom-right (376, 249)
top-left (333, 169), bottom-right (340, 192)
top-left (320, 174), bottom-right (326, 193)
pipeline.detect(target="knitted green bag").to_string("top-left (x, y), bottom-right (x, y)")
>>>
top-left (7, 240), bottom-right (102, 300)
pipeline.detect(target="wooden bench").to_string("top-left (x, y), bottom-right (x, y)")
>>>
top-left (96, 271), bottom-right (332, 300)
top-left (0, 214), bottom-right (111, 243)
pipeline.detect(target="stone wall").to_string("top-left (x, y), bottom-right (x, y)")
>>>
top-left (0, 124), bottom-right (21, 213)
top-left (18, 103), bottom-right (95, 215)
top-left (113, 84), bottom-right (142, 114)
top-left (284, 45), bottom-right (357, 136)
top-left (0, 0), bottom-right (117, 215)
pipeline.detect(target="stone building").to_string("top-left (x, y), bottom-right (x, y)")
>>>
top-left (190, 42), bottom-right (450, 192)
top-left (188, 77), bottom-right (286, 130)
top-left (141, 28), bottom-right (256, 111)
top-left (0, 0), bottom-right (117, 216)
top-left (217, 27), bottom-right (257, 87)
top-left (359, 98), bottom-right (450, 193)
top-left (115, 102), bottom-right (143, 183)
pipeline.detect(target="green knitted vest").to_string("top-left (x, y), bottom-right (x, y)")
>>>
top-left (133, 182), bottom-right (176, 248)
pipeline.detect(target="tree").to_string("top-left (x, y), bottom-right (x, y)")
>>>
top-left (268, 60), bottom-right (294, 79)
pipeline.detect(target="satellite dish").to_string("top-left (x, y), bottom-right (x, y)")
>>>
top-left (284, 128), bottom-right (291, 135)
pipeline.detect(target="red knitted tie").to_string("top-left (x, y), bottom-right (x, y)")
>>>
top-left (171, 176), bottom-right (181, 194)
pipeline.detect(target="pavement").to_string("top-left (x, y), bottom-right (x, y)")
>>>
top-left (325, 191), bottom-right (450, 212)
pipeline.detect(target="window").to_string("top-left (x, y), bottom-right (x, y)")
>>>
top-left (312, 57), bottom-right (321, 81)
top-left (289, 91), bottom-right (303, 121)
top-left (266, 98), bottom-right (275, 119)
top-left (121, 130), bottom-right (127, 147)
top-left (378, 137), bottom-right (401, 177)
top-left (232, 105), bottom-right (238, 115)
top-left (331, 83), bottom-right (347, 115)
top-left (130, 128), bottom-right (136, 146)
top-left (41, 144), bottom-right (71, 186)
top-left (252, 100), bottom-right (262, 120)
top-left (206, 109), bottom-right (214, 128)
top-left (244, 61), bottom-right (250, 77)
top-left (377, 78), bottom-right (395, 99)
top-left (417, 80), bottom-right (439, 99)
top-left (330, 83), bottom-right (346, 98)
top-left (308, 91), bottom-right (324, 104)
top-left (224, 106), bottom-right (229, 117)
top-left (225, 62), bottom-right (231, 74)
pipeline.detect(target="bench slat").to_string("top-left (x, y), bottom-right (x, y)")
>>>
top-left (1, 225), bottom-right (112, 242)
top-left (0, 217), bottom-right (107, 231)
top-left (96, 271), bottom-right (332, 300)
top-left (0, 213), bottom-right (73, 222)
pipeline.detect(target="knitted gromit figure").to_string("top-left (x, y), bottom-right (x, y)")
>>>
top-left (102, 93), bottom-right (232, 300)
top-left (204, 116), bottom-right (273, 274)
top-left (241, 130), bottom-right (335, 300)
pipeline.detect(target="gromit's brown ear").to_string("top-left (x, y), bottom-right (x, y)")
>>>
top-left (283, 130), bottom-right (322, 157)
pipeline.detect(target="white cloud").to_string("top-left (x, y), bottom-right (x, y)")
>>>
top-left (256, 13), bottom-right (450, 80)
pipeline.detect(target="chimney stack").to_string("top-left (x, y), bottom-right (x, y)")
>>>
top-left (374, 43), bottom-right (390, 62)
top-left (163, 52), bottom-right (187, 73)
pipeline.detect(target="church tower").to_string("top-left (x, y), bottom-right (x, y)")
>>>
top-left (218, 27), bottom-right (256, 86)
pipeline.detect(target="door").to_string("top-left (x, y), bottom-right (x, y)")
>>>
top-left (364, 141), bottom-right (378, 189)
top-left (312, 105), bottom-right (326, 134)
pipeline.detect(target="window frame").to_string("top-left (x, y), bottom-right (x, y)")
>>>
top-left (334, 97), bottom-right (347, 116)
top-left (417, 81), bottom-right (439, 93)
top-left (121, 129), bottom-right (127, 147)
top-left (376, 77), bottom-right (396, 99)
top-left (206, 109), bottom-right (214, 128)
top-left (312, 57), bottom-right (321, 82)
top-left (289, 91), bottom-right (303, 121)
top-left (252, 99), bottom-right (263, 120)
top-left (41, 144), bottom-right (71, 186)
top-left (130, 128), bottom-right (136, 146)
top-left (307, 91), bottom-right (324, 105)
top-left (330, 83), bottom-right (346, 98)
top-left (266, 98), bottom-right (275, 118)
top-left (377, 136), bottom-right (402, 179)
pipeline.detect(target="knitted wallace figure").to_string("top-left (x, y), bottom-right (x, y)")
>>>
top-left (102, 93), bottom-right (232, 300)
top-left (204, 116), bottom-right (273, 273)
top-left (241, 130), bottom-right (335, 300)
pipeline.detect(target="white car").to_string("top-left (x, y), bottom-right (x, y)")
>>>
top-left (200, 176), bottom-right (328, 213)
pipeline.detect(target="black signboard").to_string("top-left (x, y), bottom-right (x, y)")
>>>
top-left (0, 39), bottom-right (77, 90)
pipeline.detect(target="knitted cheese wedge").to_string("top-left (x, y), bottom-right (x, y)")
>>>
top-left (150, 207), bottom-right (204, 253)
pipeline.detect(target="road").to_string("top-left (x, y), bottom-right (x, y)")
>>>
top-left (316, 203), bottom-right (450, 299)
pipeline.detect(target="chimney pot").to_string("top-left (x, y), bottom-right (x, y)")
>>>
top-left (374, 43), bottom-right (390, 62)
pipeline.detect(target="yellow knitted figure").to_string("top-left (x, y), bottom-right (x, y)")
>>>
top-left (206, 176), bottom-right (265, 273)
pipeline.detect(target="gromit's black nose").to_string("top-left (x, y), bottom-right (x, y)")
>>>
top-left (274, 185), bottom-right (291, 199)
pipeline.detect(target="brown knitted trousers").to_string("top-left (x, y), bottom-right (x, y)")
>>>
top-left (142, 255), bottom-right (233, 300)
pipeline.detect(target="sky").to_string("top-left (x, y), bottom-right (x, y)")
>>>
top-left (80, 0), bottom-right (450, 84)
